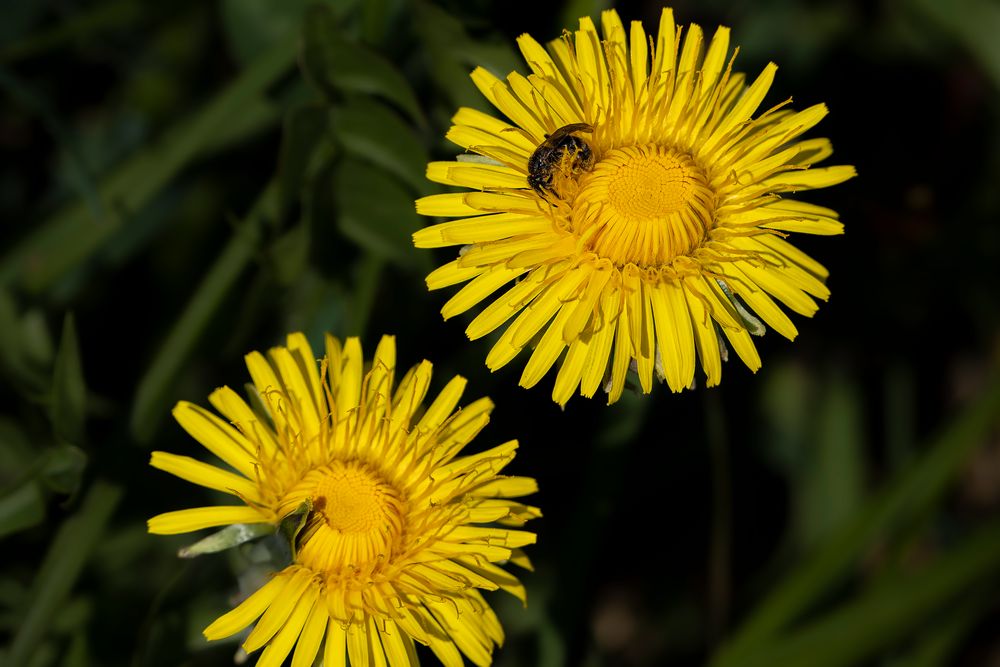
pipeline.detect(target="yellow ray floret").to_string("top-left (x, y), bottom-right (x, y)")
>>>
top-left (414, 7), bottom-right (856, 405)
top-left (149, 332), bottom-right (538, 666)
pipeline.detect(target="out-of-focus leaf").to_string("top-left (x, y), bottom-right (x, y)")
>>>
top-left (130, 186), bottom-right (274, 444)
top-left (334, 158), bottom-right (428, 270)
top-left (413, 1), bottom-right (521, 109)
top-left (333, 97), bottom-right (428, 193)
top-left (911, 0), bottom-right (1000, 90)
top-left (177, 523), bottom-right (274, 558)
top-left (40, 445), bottom-right (87, 496)
top-left (0, 36), bottom-right (296, 294)
top-left (347, 255), bottom-right (383, 340)
top-left (220, 0), bottom-right (314, 65)
top-left (759, 361), bottom-right (813, 470)
top-left (268, 222), bottom-right (311, 287)
top-left (759, 364), bottom-right (866, 550)
top-left (51, 314), bottom-right (86, 446)
top-left (18, 310), bottom-right (53, 369)
top-left (0, 0), bottom-right (46, 47)
top-left (0, 289), bottom-right (24, 376)
top-left (281, 270), bottom-right (349, 341)
top-left (222, 0), bottom-right (361, 66)
top-left (63, 631), bottom-right (88, 667)
top-left (798, 372), bottom-right (866, 549)
top-left (0, 482), bottom-right (45, 538)
top-left (887, 594), bottom-right (989, 667)
top-left (0, 425), bottom-right (28, 477)
top-left (50, 597), bottom-right (91, 636)
top-left (714, 373), bottom-right (1000, 665)
top-left (301, 5), bottom-right (425, 126)
top-left (0, 66), bottom-right (104, 228)
top-left (278, 104), bottom-right (330, 217)
top-left (360, 0), bottom-right (401, 45)
top-left (719, 523), bottom-right (1000, 667)
top-left (6, 480), bottom-right (120, 667)
top-left (200, 95), bottom-right (280, 157)
top-left (735, 4), bottom-right (852, 75)
top-left (0, 290), bottom-right (46, 390)
top-left (559, 0), bottom-right (613, 31)
top-left (596, 389), bottom-right (650, 449)
top-left (0, 0), bottom-right (138, 64)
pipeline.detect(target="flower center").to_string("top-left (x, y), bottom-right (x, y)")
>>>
top-left (572, 144), bottom-right (715, 266)
top-left (284, 460), bottom-right (406, 573)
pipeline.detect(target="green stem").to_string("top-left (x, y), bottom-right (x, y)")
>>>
top-left (129, 183), bottom-right (276, 444)
top-left (705, 389), bottom-right (732, 647)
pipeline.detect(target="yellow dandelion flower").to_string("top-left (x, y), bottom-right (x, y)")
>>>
top-left (148, 332), bottom-right (539, 667)
top-left (414, 8), bottom-right (856, 405)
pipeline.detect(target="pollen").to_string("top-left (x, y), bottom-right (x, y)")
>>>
top-left (574, 145), bottom-right (715, 266)
top-left (282, 460), bottom-right (406, 572)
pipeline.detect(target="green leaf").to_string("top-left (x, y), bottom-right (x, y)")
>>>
top-left (0, 290), bottom-right (47, 391)
top-left (279, 498), bottom-right (313, 560)
top-left (719, 523), bottom-right (1000, 667)
top-left (6, 480), bottom-right (120, 666)
top-left (334, 158), bottom-right (428, 269)
top-left (18, 310), bottom-right (53, 369)
top-left (51, 313), bottom-right (86, 446)
top-left (268, 222), bottom-right (311, 287)
top-left (220, 0), bottom-right (314, 65)
top-left (346, 255), bottom-right (384, 340)
top-left (0, 35), bottom-right (296, 294)
top-left (278, 104), bottom-right (331, 218)
top-left (798, 373), bottom-right (865, 547)
top-left (177, 523), bottom-right (274, 558)
top-left (0, 481), bottom-right (45, 539)
top-left (333, 97), bottom-right (428, 193)
top-left (910, 0), bottom-right (1000, 90)
top-left (413, 1), bottom-right (521, 110)
top-left (40, 445), bottom-right (87, 496)
top-left (301, 5), bottom-right (425, 126)
top-left (713, 373), bottom-right (1000, 665)
top-left (559, 0), bottom-right (613, 32)
top-left (129, 186), bottom-right (273, 444)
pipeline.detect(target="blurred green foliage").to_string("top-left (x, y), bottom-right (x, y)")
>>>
top-left (1, 0), bottom-right (1000, 666)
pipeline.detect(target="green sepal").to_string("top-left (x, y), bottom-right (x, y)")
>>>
top-left (279, 498), bottom-right (313, 560)
top-left (177, 522), bottom-right (274, 558)
top-left (717, 279), bottom-right (766, 336)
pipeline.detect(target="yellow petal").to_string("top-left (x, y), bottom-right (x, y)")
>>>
top-left (324, 618), bottom-right (348, 667)
top-left (147, 506), bottom-right (268, 535)
top-left (291, 597), bottom-right (328, 667)
top-left (149, 451), bottom-right (258, 501)
top-left (172, 401), bottom-right (257, 478)
top-left (255, 584), bottom-right (318, 667)
top-left (203, 572), bottom-right (289, 640)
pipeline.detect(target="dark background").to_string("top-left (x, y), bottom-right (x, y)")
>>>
top-left (1, 0), bottom-right (999, 665)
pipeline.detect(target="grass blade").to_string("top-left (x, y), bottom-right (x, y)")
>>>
top-left (0, 36), bottom-right (295, 294)
top-left (718, 523), bottom-right (1000, 667)
top-left (129, 184), bottom-right (276, 444)
top-left (6, 480), bottom-right (121, 666)
top-left (714, 373), bottom-right (1000, 664)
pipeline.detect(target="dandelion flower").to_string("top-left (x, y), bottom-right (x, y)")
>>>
top-left (414, 8), bottom-right (855, 405)
top-left (148, 333), bottom-right (539, 667)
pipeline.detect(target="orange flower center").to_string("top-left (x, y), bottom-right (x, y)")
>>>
top-left (572, 144), bottom-right (716, 266)
top-left (283, 460), bottom-right (406, 573)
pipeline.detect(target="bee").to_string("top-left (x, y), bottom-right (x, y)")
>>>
top-left (527, 123), bottom-right (595, 198)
